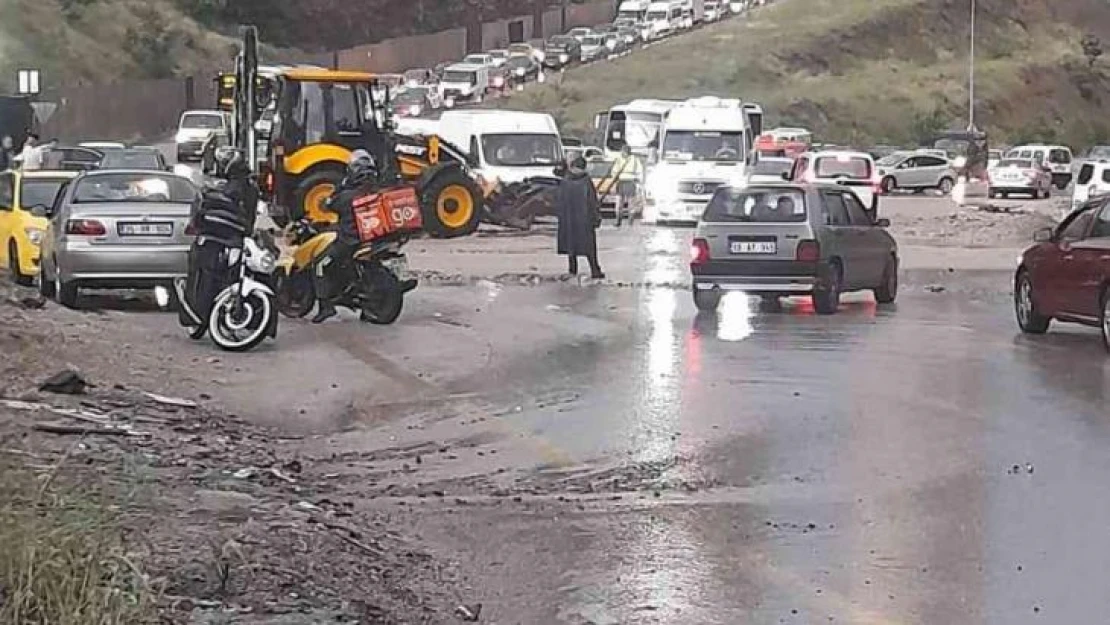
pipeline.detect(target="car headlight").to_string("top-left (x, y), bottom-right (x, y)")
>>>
top-left (516, 67), bottom-right (526, 76)
top-left (174, 131), bottom-right (188, 143)
top-left (24, 227), bottom-right (43, 245)
top-left (560, 53), bottom-right (569, 63)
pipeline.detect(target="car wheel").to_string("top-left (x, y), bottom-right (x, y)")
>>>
top-left (54, 265), bottom-right (79, 309)
top-left (873, 255), bottom-right (898, 304)
top-left (1014, 270), bottom-right (1050, 334)
top-left (8, 241), bottom-right (32, 287)
top-left (1102, 287), bottom-right (1110, 353)
top-left (38, 259), bottom-right (55, 298)
top-left (937, 177), bottom-right (955, 194)
top-left (693, 288), bottom-right (721, 312)
top-left (813, 262), bottom-right (841, 315)
top-left (881, 176), bottom-right (896, 194)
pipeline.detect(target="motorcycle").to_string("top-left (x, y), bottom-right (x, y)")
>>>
top-left (275, 219), bottom-right (417, 325)
top-left (175, 152), bottom-right (280, 351)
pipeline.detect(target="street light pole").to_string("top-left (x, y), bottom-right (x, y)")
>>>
top-left (968, 0), bottom-right (976, 131)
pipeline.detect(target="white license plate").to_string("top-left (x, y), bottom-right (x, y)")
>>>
top-left (731, 241), bottom-right (776, 254)
top-left (119, 222), bottom-right (172, 236)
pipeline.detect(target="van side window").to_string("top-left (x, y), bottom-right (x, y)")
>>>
top-left (1078, 164), bottom-right (1095, 185)
top-left (1049, 149), bottom-right (1071, 164)
top-left (469, 136), bottom-right (480, 164)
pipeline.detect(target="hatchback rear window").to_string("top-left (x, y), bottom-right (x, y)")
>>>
top-left (1049, 149), bottom-right (1071, 164)
top-left (702, 187), bottom-right (807, 223)
top-left (814, 156), bottom-right (871, 179)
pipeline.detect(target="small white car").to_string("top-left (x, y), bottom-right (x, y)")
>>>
top-left (786, 150), bottom-right (880, 211)
top-left (174, 110), bottom-right (230, 163)
top-left (1071, 160), bottom-right (1110, 211)
top-left (1006, 144), bottom-right (1074, 190)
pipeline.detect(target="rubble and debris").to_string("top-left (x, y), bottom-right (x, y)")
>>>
top-left (143, 392), bottom-right (198, 409)
top-left (455, 603), bottom-right (483, 621)
top-left (38, 369), bottom-right (92, 395)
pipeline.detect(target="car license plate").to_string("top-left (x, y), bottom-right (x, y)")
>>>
top-left (118, 222), bottom-right (172, 236)
top-left (731, 241), bottom-right (776, 254)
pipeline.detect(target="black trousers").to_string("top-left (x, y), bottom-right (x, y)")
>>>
top-left (567, 252), bottom-right (602, 276)
top-left (314, 239), bottom-right (358, 302)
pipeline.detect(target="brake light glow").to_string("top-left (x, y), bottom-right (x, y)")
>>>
top-left (795, 239), bottom-right (820, 262)
top-left (690, 238), bottom-right (710, 265)
top-left (65, 219), bottom-right (106, 236)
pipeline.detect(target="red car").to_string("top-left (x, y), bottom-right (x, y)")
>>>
top-left (1015, 196), bottom-right (1110, 348)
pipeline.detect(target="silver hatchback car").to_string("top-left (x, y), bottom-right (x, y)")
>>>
top-left (38, 170), bottom-right (198, 308)
top-left (875, 151), bottom-right (957, 194)
top-left (690, 183), bottom-right (899, 314)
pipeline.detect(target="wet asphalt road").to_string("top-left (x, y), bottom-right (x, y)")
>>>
top-left (87, 200), bottom-right (1105, 623)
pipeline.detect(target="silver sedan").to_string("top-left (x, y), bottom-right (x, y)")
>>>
top-left (38, 170), bottom-right (199, 308)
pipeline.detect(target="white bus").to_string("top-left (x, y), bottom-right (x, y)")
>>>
top-left (595, 99), bottom-right (681, 163)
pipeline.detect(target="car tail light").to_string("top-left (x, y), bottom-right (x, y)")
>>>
top-left (796, 239), bottom-right (820, 262)
top-left (690, 238), bottom-right (710, 265)
top-left (66, 219), bottom-right (106, 236)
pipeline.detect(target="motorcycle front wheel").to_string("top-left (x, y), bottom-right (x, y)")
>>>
top-left (208, 288), bottom-right (274, 352)
top-left (360, 263), bottom-right (404, 325)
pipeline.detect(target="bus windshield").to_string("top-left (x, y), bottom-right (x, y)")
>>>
top-left (605, 111), bottom-right (663, 152)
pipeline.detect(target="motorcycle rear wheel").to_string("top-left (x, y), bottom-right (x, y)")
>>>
top-left (276, 270), bottom-right (316, 318)
top-left (360, 264), bottom-right (404, 325)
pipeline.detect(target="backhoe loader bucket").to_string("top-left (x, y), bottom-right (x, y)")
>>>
top-left (482, 177), bottom-right (561, 230)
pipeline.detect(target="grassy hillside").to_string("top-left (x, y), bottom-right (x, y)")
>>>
top-left (496, 0), bottom-right (1110, 148)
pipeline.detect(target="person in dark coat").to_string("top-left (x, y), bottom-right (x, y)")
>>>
top-left (556, 156), bottom-right (605, 279)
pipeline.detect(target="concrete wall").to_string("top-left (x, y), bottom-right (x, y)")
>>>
top-left (338, 28), bottom-right (468, 73)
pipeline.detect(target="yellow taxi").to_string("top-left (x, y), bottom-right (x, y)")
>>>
top-left (0, 169), bottom-right (79, 285)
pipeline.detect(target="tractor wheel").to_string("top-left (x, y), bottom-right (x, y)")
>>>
top-left (293, 169), bottom-right (344, 224)
top-left (420, 168), bottom-right (483, 238)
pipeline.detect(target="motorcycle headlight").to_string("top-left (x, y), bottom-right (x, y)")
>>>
top-left (251, 250), bottom-right (276, 274)
top-left (24, 227), bottom-right (43, 245)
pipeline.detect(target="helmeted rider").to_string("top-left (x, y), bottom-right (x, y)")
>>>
top-left (311, 149), bottom-right (378, 324)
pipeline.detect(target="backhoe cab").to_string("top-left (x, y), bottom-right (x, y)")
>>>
top-left (216, 27), bottom-right (483, 238)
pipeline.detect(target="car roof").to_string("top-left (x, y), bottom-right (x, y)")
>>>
top-left (446, 63), bottom-right (483, 71)
top-left (803, 150), bottom-right (873, 159)
top-left (20, 169), bottom-right (80, 180)
top-left (77, 168), bottom-right (184, 178)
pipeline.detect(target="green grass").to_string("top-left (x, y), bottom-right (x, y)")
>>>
top-left (0, 457), bottom-right (159, 624)
top-left (494, 0), bottom-right (1107, 147)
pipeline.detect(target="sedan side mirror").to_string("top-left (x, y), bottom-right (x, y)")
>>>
top-left (1033, 227), bottom-right (1053, 243)
top-left (875, 217), bottom-right (891, 227)
top-left (29, 204), bottom-right (49, 218)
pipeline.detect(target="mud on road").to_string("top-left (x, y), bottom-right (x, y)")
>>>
top-left (4, 193), bottom-right (1101, 624)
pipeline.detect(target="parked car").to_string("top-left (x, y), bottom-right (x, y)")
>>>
top-left (566, 27), bottom-right (594, 43)
top-left (875, 151), bottom-right (956, 194)
top-left (98, 147), bottom-right (170, 171)
top-left (174, 110), bottom-right (230, 163)
top-left (564, 145), bottom-right (604, 163)
top-left (504, 54), bottom-right (541, 83)
top-left (988, 158), bottom-right (1052, 199)
top-left (615, 25), bottom-right (642, 48)
top-left (438, 64), bottom-right (490, 105)
top-left (1072, 160), bottom-right (1110, 211)
top-left (508, 42), bottom-right (546, 64)
top-left (394, 86), bottom-right (442, 117)
top-left (38, 170), bottom-right (199, 308)
top-left (746, 156), bottom-right (794, 183)
top-left (987, 149), bottom-right (1003, 169)
top-left (579, 34), bottom-right (608, 62)
top-left (1007, 144), bottom-right (1073, 189)
top-left (487, 65), bottom-right (515, 93)
top-left (403, 68), bottom-right (437, 87)
top-left (488, 49), bottom-right (510, 68)
top-left (1015, 196), bottom-right (1110, 348)
top-left (377, 74), bottom-right (406, 91)
top-left (463, 53), bottom-right (497, 69)
top-left (787, 150), bottom-right (880, 211)
top-left (543, 36), bottom-right (582, 69)
top-left (690, 183), bottom-right (897, 314)
top-left (0, 169), bottom-right (79, 285)
top-left (42, 146), bottom-right (104, 171)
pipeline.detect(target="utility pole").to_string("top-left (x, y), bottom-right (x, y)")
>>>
top-left (967, 0), bottom-right (976, 131)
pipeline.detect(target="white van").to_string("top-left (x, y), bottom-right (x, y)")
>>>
top-left (1005, 144), bottom-right (1073, 189)
top-left (437, 110), bottom-right (564, 185)
top-left (788, 150), bottom-right (881, 211)
top-left (438, 64), bottom-right (489, 106)
top-left (645, 1), bottom-right (683, 40)
top-left (1070, 160), bottom-right (1110, 211)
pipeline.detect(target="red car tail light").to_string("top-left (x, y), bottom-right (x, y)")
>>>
top-left (65, 219), bottom-right (106, 236)
top-left (795, 239), bottom-right (820, 262)
top-left (690, 238), bottom-right (710, 265)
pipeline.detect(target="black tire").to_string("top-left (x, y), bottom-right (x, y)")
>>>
top-left (937, 177), bottom-right (954, 195)
top-left (880, 176), bottom-right (896, 194)
top-left (813, 262), bottom-right (841, 315)
top-left (275, 269), bottom-right (316, 318)
top-left (693, 289), bottom-right (721, 312)
top-left (54, 270), bottom-right (79, 309)
top-left (874, 255), bottom-right (898, 304)
top-left (420, 168), bottom-right (483, 238)
top-left (38, 263), bottom-right (55, 298)
top-left (360, 263), bottom-right (404, 325)
top-left (293, 168), bottom-right (345, 224)
top-left (208, 288), bottom-right (273, 352)
top-left (1101, 287), bottom-right (1110, 353)
top-left (1014, 270), bottom-right (1050, 334)
top-left (8, 241), bottom-right (32, 287)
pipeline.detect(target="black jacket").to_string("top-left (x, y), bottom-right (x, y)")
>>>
top-left (326, 179), bottom-right (369, 245)
top-left (555, 169), bottom-right (600, 257)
